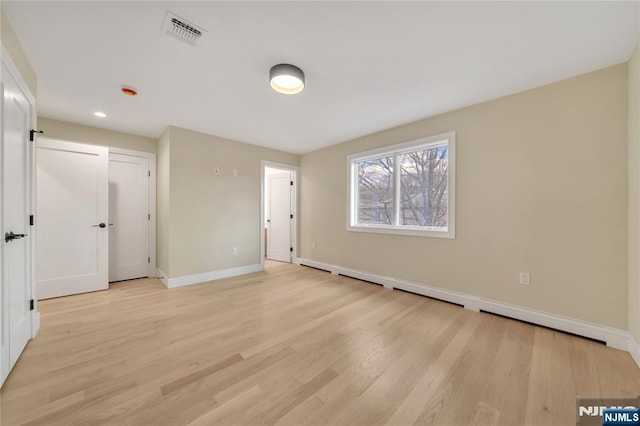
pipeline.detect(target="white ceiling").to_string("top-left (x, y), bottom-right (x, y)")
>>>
top-left (4, 1), bottom-right (639, 154)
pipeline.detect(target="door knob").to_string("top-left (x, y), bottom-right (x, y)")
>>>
top-left (92, 223), bottom-right (107, 228)
top-left (5, 231), bottom-right (27, 243)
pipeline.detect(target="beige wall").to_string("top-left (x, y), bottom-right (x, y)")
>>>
top-left (157, 127), bottom-right (171, 277)
top-left (161, 126), bottom-right (298, 278)
top-left (37, 117), bottom-right (157, 153)
top-left (1, 8), bottom-right (37, 97)
top-left (629, 43), bottom-right (640, 344)
top-left (300, 64), bottom-right (628, 329)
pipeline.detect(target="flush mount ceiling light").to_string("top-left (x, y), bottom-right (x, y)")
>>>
top-left (94, 111), bottom-right (106, 118)
top-left (269, 63), bottom-right (305, 95)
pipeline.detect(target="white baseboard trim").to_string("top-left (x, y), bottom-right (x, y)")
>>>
top-left (156, 268), bottom-right (169, 287)
top-left (31, 311), bottom-right (40, 338)
top-left (630, 336), bottom-right (640, 368)
top-left (159, 264), bottom-right (263, 289)
top-left (294, 257), bottom-right (635, 359)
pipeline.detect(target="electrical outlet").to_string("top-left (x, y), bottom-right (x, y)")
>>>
top-left (519, 272), bottom-right (530, 285)
top-left (232, 247), bottom-right (238, 255)
top-left (215, 167), bottom-right (220, 174)
top-left (311, 242), bottom-right (316, 249)
top-left (232, 168), bottom-right (238, 177)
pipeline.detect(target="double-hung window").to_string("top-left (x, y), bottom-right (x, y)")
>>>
top-left (347, 131), bottom-right (455, 238)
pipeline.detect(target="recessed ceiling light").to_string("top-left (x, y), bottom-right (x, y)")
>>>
top-left (94, 112), bottom-right (106, 118)
top-left (269, 64), bottom-right (305, 95)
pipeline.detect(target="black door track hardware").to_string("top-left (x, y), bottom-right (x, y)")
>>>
top-left (29, 129), bottom-right (44, 142)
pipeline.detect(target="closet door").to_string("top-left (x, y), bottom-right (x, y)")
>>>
top-left (36, 139), bottom-right (109, 299)
top-left (109, 153), bottom-right (150, 282)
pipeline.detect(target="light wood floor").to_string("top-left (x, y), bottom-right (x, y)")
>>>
top-left (264, 259), bottom-right (290, 269)
top-left (1, 264), bottom-right (639, 426)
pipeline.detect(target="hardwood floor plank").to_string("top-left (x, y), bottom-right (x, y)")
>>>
top-left (523, 328), bottom-right (555, 425)
top-left (468, 401), bottom-right (501, 426)
top-left (261, 368), bottom-right (339, 425)
top-left (188, 385), bottom-right (266, 426)
top-left (384, 312), bottom-right (482, 426)
top-left (273, 395), bottom-right (325, 426)
top-left (160, 353), bottom-right (244, 396)
top-left (493, 320), bottom-right (535, 426)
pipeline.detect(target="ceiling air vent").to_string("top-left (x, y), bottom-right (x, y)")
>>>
top-left (162, 11), bottom-right (205, 46)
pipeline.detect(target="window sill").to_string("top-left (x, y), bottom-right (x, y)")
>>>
top-left (346, 224), bottom-right (455, 239)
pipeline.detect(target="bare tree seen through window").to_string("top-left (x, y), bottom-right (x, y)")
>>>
top-left (400, 146), bottom-right (448, 227)
top-left (357, 156), bottom-right (393, 224)
top-left (356, 146), bottom-right (448, 229)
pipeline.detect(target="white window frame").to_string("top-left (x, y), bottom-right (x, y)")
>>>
top-left (347, 131), bottom-right (455, 239)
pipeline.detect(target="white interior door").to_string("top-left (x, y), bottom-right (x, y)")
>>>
top-left (1, 58), bottom-right (34, 386)
top-left (36, 139), bottom-right (109, 299)
top-left (267, 171), bottom-right (292, 263)
top-left (109, 153), bottom-right (150, 282)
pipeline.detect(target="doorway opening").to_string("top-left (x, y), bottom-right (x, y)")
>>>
top-left (261, 162), bottom-right (298, 269)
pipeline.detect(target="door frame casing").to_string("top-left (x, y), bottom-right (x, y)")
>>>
top-left (260, 161), bottom-right (299, 269)
top-left (1, 45), bottom-right (39, 387)
top-left (109, 147), bottom-right (157, 279)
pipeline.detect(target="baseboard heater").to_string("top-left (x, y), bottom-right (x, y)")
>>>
top-left (299, 263), bottom-right (606, 346)
top-left (338, 273), bottom-right (383, 287)
top-left (394, 287), bottom-right (464, 308)
top-left (479, 309), bottom-right (606, 345)
top-left (302, 264), bottom-right (332, 273)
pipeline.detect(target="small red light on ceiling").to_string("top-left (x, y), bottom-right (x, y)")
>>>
top-left (121, 86), bottom-right (138, 96)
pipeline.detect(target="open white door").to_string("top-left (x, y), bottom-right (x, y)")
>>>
top-left (267, 171), bottom-right (292, 263)
top-left (109, 152), bottom-right (150, 282)
top-left (36, 139), bottom-right (109, 299)
top-left (1, 56), bottom-right (34, 386)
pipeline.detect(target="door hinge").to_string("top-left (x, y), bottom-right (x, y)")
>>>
top-left (29, 129), bottom-right (44, 142)
top-left (290, 181), bottom-right (293, 186)
top-left (290, 247), bottom-right (293, 252)
top-left (148, 213), bottom-right (151, 220)
top-left (148, 257), bottom-right (151, 263)
top-left (30, 299), bottom-right (34, 311)
top-left (29, 215), bottom-right (34, 226)
top-left (148, 171), bottom-right (151, 177)
top-left (290, 214), bottom-right (293, 219)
